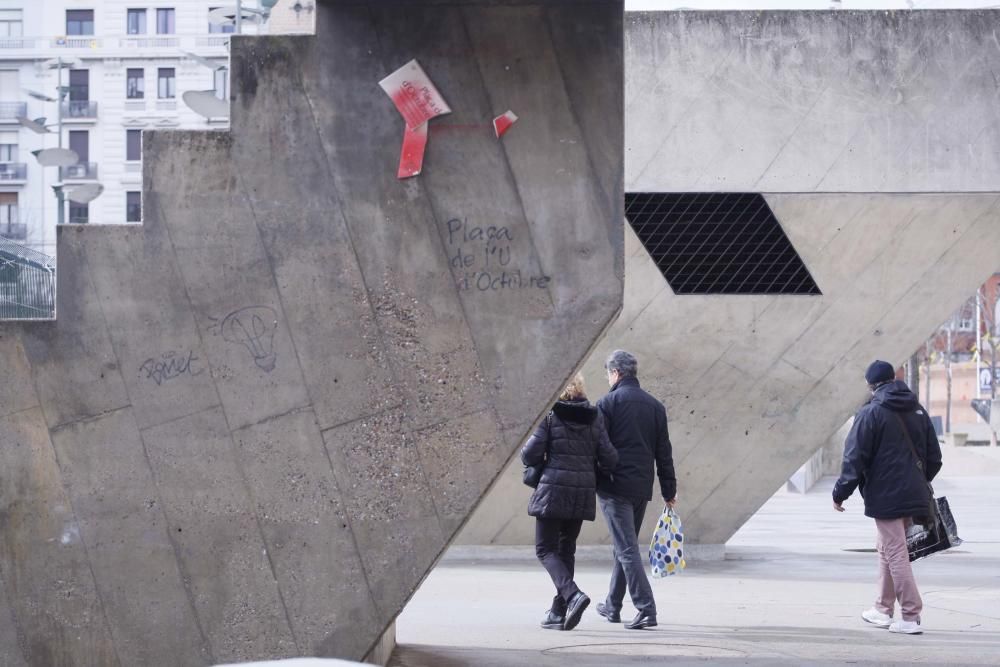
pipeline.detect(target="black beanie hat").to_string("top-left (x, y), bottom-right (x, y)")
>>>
top-left (865, 360), bottom-right (895, 386)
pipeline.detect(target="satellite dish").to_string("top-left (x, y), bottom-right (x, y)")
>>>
top-left (64, 182), bottom-right (104, 204)
top-left (208, 6), bottom-right (261, 26)
top-left (25, 89), bottom-right (57, 102)
top-left (17, 116), bottom-right (50, 134)
top-left (182, 90), bottom-right (230, 119)
top-left (32, 147), bottom-right (79, 167)
top-left (182, 51), bottom-right (226, 71)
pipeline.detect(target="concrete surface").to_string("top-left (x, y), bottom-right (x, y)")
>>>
top-left (0, 2), bottom-right (623, 665)
top-left (396, 457), bottom-right (1000, 665)
top-left (459, 9), bottom-right (1000, 551)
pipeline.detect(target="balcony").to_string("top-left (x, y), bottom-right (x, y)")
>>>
top-left (60, 162), bottom-right (98, 181)
top-left (0, 163), bottom-right (27, 183)
top-left (155, 100), bottom-right (177, 111)
top-left (52, 36), bottom-right (103, 49)
top-left (61, 100), bottom-right (98, 120)
top-left (119, 36), bottom-right (179, 49)
top-left (0, 37), bottom-right (38, 50)
top-left (0, 102), bottom-right (27, 121)
top-left (0, 221), bottom-right (27, 241)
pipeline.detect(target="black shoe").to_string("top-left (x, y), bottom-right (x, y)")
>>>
top-left (562, 591), bottom-right (591, 631)
top-left (596, 602), bottom-right (621, 623)
top-left (625, 610), bottom-right (657, 630)
top-left (540, 609), bottom-right (564, 630)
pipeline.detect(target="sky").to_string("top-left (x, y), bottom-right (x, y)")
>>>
top-left (625, 1), bottom-right (1000, 9)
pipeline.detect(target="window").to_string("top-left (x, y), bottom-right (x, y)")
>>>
top-left (0, 10), bottom-right (23, 38)
top-left (126, 191), bottom-right (142, 222)
top-left (157, 68), bottom-right (175, 99)
top-left (625, 192), bottom-right (822, 295)
top-left (69, 130), bottom-right (89, 163)
top-left (214, 68), bottom-right (228, 101)
top-left (209, 7), bottom-right (236, 34)
top-left (0, 70), bottom-right (17, 101)
top-left (0, 132), bottom-right (16, 162)
top-left (156, 8), bottom-right (175, 34)
top-left (66, 10), bottom-right (95, 36)
top-left (0, 193), bottom-right (16, 225)
top-left (126, 130), bottom-right (142, 161)
top-left (126, 68), bottom-right (144, 99)
top-left (69, 203), bottom-right (88, 224)
top-left (69, 70), bottom-right (89, 101)
top-left (127, 8), bottom-right (146, 35)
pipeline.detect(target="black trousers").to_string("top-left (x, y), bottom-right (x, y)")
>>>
top-left (535, 517), bottom-right (584, 609)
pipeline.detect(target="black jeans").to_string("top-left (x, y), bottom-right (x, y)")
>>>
top-left (599, 493), bottom-right (656, 615)
top-left (535, 517), bottom-right (584, 610)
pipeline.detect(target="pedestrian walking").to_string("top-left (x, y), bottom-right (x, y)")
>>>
top-left (833, 360), bottom-right (943, 635)
top-left (521, 372), bottom-right (619, 631)
top-left (595, 350), bottom-right (676, 630)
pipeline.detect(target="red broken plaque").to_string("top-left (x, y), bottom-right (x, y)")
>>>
top-left (380, 59), bottom-right (451, 179)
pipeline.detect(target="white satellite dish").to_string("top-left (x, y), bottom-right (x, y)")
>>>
top-left (182, 51), bottom-right (226, 71)
top-left (208, 5), bottom-right (261, 26)
top-left (17, 116), bottom-right (50, 134)
top-left (25, 89), bottom-right (57, 102)
top-left (64, 182), bottom-right (104, 204)
top-left (182, 90), bottom-right (230, 119)
top-left (32, 147), bottom-right (79, 167)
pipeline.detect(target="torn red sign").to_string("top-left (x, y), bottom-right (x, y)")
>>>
top-left (397, 123), bottom-right (428, 179)
top-left (380, 59), bottom-right (452, 130)
top-left (493, 110), bottom-right (519, 138)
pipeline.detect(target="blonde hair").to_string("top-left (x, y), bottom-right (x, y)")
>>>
top-left (559, 372), bottom-right (587, 401)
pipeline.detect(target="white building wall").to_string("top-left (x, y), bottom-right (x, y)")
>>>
top-left (0, 0), bottom-right (318, 257)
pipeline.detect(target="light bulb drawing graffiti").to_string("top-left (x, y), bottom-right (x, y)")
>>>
top-left (210, 305), bottom-right (280, 372)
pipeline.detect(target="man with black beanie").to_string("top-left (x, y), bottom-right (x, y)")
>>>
top-left (833, 360), bottom-right (942, 635)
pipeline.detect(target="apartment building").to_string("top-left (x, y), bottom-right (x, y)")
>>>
top-left (0, 1), bottom-right (278, 257)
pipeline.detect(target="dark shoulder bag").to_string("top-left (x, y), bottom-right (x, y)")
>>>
top-left (522, 415), bottom-right (551, 488)
top-left (893, 412), bottom-right (961, 561)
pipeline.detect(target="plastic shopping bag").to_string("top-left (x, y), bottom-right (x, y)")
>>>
top-left (649, 507), bottom-right (686, 578)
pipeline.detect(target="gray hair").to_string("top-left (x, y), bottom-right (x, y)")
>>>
top-left (605, 349), bottom-right (638, 378)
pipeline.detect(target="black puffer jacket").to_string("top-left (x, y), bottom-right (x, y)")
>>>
top-left (596, 377), bottom-right (676, 502)
top-left (521, 400), bottom-right (619, 521)
top-left (833, 380), bottom-right (943, 519)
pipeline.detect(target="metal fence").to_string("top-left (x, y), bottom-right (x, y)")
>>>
top-left (0, 237), bottom-right (55, 320)
top-left (0, 101), bottom-right (26, 119)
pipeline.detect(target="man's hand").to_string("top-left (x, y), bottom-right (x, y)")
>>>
top-left (833, 500), bottom-right (845, 512)
top-left (665, 496), bottom-right (677, 509)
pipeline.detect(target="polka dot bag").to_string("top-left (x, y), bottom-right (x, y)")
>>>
top-left (648, 507), bottom-right (686, 578)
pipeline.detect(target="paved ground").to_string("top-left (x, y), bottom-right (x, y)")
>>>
top-left (392, 443), bottom-right (1000, 665)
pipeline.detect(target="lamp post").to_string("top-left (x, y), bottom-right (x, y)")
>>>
top-left (20, 57), bottom-right (103, 226)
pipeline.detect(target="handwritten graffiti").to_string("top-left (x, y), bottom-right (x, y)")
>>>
top-left (211, 305), bottom-right (279, 372)
top-left (139, 350), bottom-right (204, 386)
top-left (444, 217), bottom-right (550, 292)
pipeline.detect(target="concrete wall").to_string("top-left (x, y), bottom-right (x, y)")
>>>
top-left (458, 9), bottom-right (1000, 550)
top-left (0, 1), bottom-right (623, 664)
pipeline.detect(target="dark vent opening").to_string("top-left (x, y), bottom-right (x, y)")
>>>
top-left (625, 193), bottom-right (821, 295)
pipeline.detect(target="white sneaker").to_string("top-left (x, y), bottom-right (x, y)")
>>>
top-left (889, 620), bottom-right (923, 635)
top-left (861, 608), bottom-right (893, 628)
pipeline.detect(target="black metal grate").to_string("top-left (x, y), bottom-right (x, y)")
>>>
top-left (625, 193), bottom-right (821, 295)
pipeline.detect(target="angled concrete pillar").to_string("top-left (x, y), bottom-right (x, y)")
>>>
top-left (0, 1), bottom-right (623, 664)
top-left (459, 9), bottom-right (1000, 550)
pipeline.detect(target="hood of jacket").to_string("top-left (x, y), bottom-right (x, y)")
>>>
top-left (552, 399), bottom-right (598, 425)
top-left (870, 380), bottom-right (919, 412)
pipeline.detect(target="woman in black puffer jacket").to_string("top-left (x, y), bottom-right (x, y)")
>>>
top-left (521, 373), bottom-right (619, 631)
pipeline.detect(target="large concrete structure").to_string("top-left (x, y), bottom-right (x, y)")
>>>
top-left (0, 1), bottom-right (623, 664)
top-left (459, 10), bottom-right (1000, 551)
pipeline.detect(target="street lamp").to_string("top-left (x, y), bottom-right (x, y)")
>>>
top-left (17, 58), bottom-right (104, 225)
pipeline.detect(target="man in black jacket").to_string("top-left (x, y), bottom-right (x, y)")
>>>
top-left (833, 360), bottom-right (942, 636)
top-left (594, 349), bottom-right (676, 630)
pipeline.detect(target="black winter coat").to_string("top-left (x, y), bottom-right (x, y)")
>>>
top-left (596, 377), bottom-right (676, 502)
top-left (521, 400), bottom-right (619, 521)
top-left (832, 380), bottom-right (943, 519)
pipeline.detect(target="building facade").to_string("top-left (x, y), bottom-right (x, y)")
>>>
top-left (0, 1), bottom-right (296, 257)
